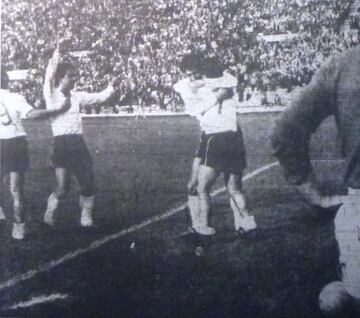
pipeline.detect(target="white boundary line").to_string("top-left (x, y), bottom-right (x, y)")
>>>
top-left (4, 293), bottom-right (69, 310)
top-left (0, 162), bottom-right (279, 293)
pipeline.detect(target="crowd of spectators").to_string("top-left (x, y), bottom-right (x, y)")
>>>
top-left (1, 0), bottom-right (358, 111)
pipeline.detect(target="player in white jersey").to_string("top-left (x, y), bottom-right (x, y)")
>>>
top-left (0, 68), bottom-right (70, 239)
top-left (174, 54), bottom-right (256, 237)
top-left (43, 44), bottom-right (116, 227)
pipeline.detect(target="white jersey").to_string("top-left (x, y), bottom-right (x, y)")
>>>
top-left (0, 89), bottom-right (33, 139)
top-left (173, 72), bottom-right (238, 134)
top-left (46, 89), bottom-right (82, 136)
top-left (45, 87), bottom-right (114, 136)
top-left (43, 49), bottom-right (114, 136)
top-left (198, 100), bottom-right (238, 134)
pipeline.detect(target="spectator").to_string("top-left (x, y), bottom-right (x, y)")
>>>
top-left (1, 0), bottom-right (354, 112)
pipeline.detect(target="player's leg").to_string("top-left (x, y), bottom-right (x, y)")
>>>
top-left (72, 144), bottom-right (95, 227)
top-left (197, 165), bottom-right (219, 235)
top-left (5, 137), bottom-right (30, 238)
top-left (0, 150), bottom-right (4, 220)
top-left (187, 157), bottom-right (202, 231)
top-left (0, 204), bottom-right (4, 221)
top-left (221, 129), bottom-right (254, 234)
top-left (186, 131), bottom-right (215, 234)
top-left (76, 172), bottom-right (95, 227)
top-left (225, 173), bottom-right (256, 234)
top-left (10, 171), bottom-right (26, 239)
top-left (44, 167), bottom-right (70, 225)
top-left (79, 193), bottom-right (95, 227)
top-left (334, 190), bottom-right (360, 300)
top-left (320, 189), bottom-right (360, 316)
top-left (45, 135), bottom-right (72, 225)
top-left (188, 157), bottom-right (201, 194)
top-left (0, 140), bottom-right (4, 220)
top-left (0, 173), bottom-right (5, 221)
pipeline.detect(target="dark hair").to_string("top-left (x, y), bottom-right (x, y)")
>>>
top-left (200, 57), bottom-right (224, 78)
top-left (54, 61), bottom-right (74, 87)
top-left (179, 53), bottom-right (203, 73)
top-left (180, 54), bottom-right (224, 78)
top-left (1, 67), bottom-right (9, 89)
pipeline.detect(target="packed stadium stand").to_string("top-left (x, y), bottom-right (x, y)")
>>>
top-left (1, 0), bottom-right (358, 112)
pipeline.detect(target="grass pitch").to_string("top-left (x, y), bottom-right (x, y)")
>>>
top-left (0, 114), bottom-right (346, 317)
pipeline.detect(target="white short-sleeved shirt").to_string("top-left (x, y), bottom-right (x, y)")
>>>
top-left (45, 89), bottom-right (83, 136)
top-left (173, 72), bottom-right (238, 134)
top-left (43, 50), bottom-right (115, 136)
top-left (0, 89), bottom-right (33, 139)
top-left (45, 86), bottom-right (114, 136)
top-left (198, 99), bottom-right (238, 134)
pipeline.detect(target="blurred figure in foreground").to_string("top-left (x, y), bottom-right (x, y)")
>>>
top-left (271, 45), bottom-right (360, 316)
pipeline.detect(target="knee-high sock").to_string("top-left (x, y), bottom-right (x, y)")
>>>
top-left (0, 206), bottom-right (5, 220)
top-left (230, 198), bottom-right (242, 230)
top-left (188, 194), bottom-right (201, 228)
top-left (46, 192), bottom-right (59, 214)
top-left (80, 195), bottom-right (95, 226)
top-left (230, 198), bottom-right (256, 231)
top-left (189, 194), bottom-right (215, 235)
top-left (80, 195), bottom-right (94, 212)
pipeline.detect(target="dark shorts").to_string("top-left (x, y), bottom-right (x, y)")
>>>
top-left (195, 130), bottom-right (246, 175)
top-left (52, 134), bottom-right (95, 196)
top-left (0, 136), bottom-right (29, 175)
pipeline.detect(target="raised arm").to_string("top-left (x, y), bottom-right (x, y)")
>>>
top-left (43, 45), bottom-right (61, 97)
top-left (26, 96), bottom-right (71, 120)
top-left (75, 82), bottom-right (116, 107)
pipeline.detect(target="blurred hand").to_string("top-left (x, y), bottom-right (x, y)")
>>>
top-left (294, 173), bottom-right (344, 208)
top-left (190, 80), bottom-right (205, 93)
top-left (317, 195), bottom-right (344, 208)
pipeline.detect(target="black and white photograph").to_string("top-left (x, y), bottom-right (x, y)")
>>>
top-left (1, 0), bottom-right (360, 316)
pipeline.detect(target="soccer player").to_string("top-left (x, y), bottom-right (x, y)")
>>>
top-left (43, 44), bottom-right (117, 227)
top-left (271, 46), bottom-right (360, 316)
top-left (174, 54), bottom-right (256, 237)
top-left (0, 67), bottom-right (70, 239)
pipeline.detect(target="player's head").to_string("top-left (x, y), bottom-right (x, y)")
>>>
top-left (180, 54), bottom-right (224, 80)
top-left (1, 67), bottom-right (9, 89)
top-left (55, 61), bottom-right (78, 93)
top-left (200, 56), bottom-right (224, 78)
top-left (179, 53), bottom-right (203, 81)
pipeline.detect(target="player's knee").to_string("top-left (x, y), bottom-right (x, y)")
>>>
top-left (226, 184), bottom-right (236, 195)
top-left (187, 182), bottom-right (198, 196)
top-left (10, 186), bottom-right (21, 201)
top-left (197, 182), bottom-right (211, 195)
top-left (227, 182), bottom-right (241, 196)
top-left (55, 186), bottom-right (69, 199)
top-left (234, 197), bottom-right (246, 210)
top-left (77, 173), bottom-right (95, 197)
